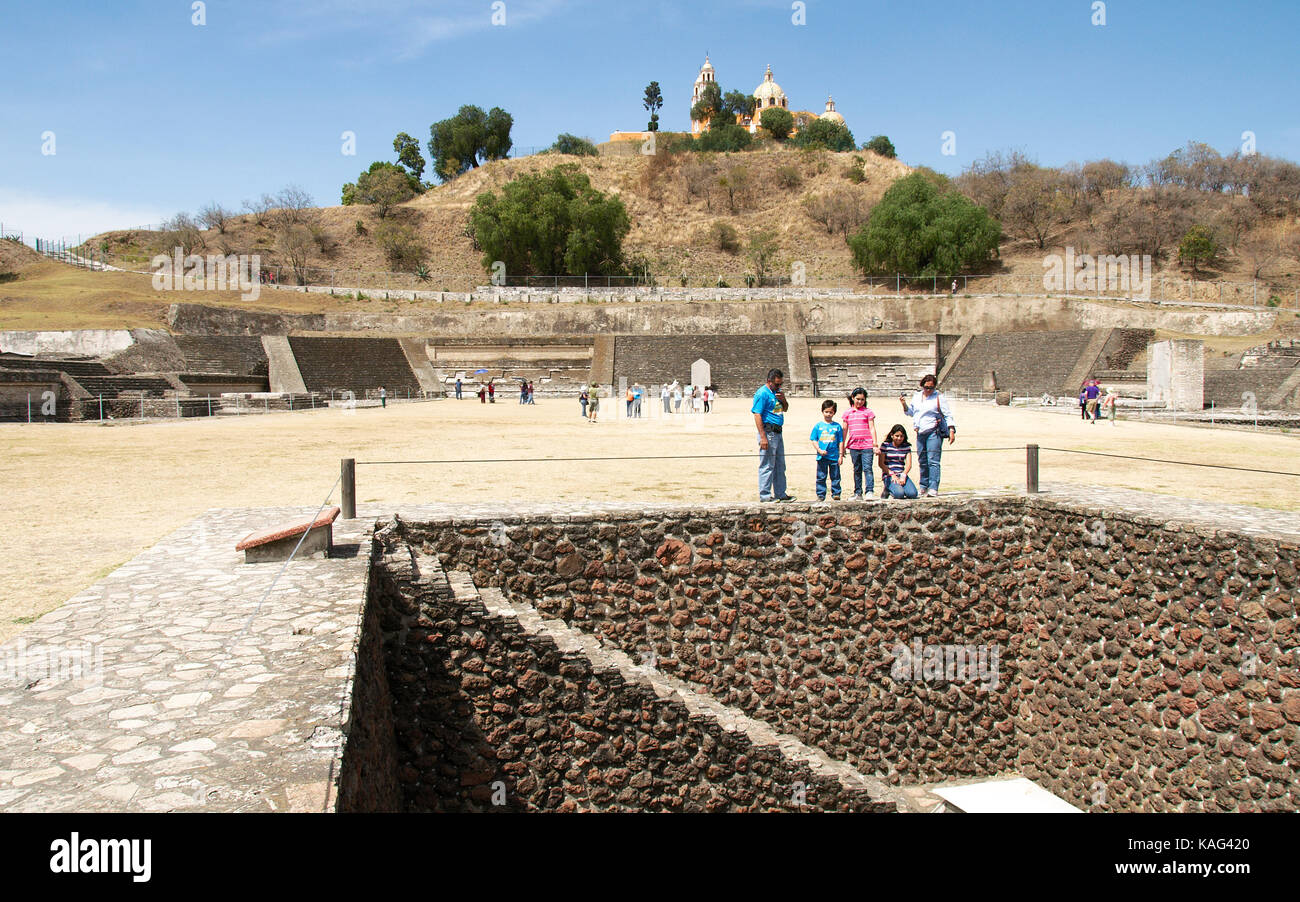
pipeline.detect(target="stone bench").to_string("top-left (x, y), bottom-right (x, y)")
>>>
top-left (235, 506), bottom-right (340, 563)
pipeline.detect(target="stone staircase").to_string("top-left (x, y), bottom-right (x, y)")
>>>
top-left (286, 337), bottom-right (422, 396)
top-left (941, 330), bottom-right (1098, 397)
top-left (172, 335), bottom-right (268, 375)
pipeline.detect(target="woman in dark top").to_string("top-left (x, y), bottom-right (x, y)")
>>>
top-left (877, 423), bottom-right (919, 499)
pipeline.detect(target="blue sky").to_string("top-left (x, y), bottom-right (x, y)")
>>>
top-left (2, 0), bottom-right (1298, 241)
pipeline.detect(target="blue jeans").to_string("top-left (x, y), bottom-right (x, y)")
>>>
top-left (757, 428), bottom-right (787, 500)
top-left (884, 474), bottom-right (919, 498)
top-left (848, 448), bottom-right (875, 495)
top-left (917, 429), bottom-right (945, 492)
top-left (816, 458), bottom-right (841, 499)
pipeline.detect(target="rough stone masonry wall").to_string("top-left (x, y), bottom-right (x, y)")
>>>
top-left (364, 523), bottom-right (897, 812)
top-left (1016, 505), bottom-right (1299, 812)
top-left (414, 499), bottom-right (1300, 812)
top-left (419, 503), bottom-right (1032, 786)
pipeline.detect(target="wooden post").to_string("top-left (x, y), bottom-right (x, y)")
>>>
top-left (1026, 444), bottom-right (1039, 494)
top-left (341, 458), bottom-right (356, 519)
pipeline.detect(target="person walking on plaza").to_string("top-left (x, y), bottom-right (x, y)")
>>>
top-left (587, 385), bottom-right (600, 423)
top-left (477, 384), bottom-right (486, 404)
top-left (878, 424), bottom-right (919, 499)
top-left (519, 380), bottom-right (529, 404)
top-left (487, 380), bottom-right (495, 404)
top-left (900, 374), bottom-right (955, 497)
top-left (1084, 379), bottom-right (1101, 422)
top-left (455, 377), bottom-right (463, 400)
top-left (752, 368), bottom-right (794, 502)
top-left (1102, 385), bottom-right (1118, 425)
top-left (810, 399), bottom-right (845, 501)
top-left (626, 385), bottom-right (634, 418)
top-left (673, 382), bottom-right (683, 413)
top-left (632, 383), bottom-right (643, 417)
top-left (527, 381), bottom-right (536, 404)
top-left (661, 383), bottom-right (671, 414)
top-left (1079, 386), bottom-right (1088, 420)
top-left (579, 387), bottom-right (589, 418)
top-left (378, 386), bottom-right (386, 409)
top-left (841, 387), bottom-right (878, 499)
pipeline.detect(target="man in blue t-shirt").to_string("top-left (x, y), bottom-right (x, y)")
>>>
top-left (809, 399), bottom-right (845, 501)
top-left (751, 368), bottom-right (793, 502)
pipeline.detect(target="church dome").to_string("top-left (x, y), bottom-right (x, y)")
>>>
top-left (752, 65), bottom-right (788, 109)
top-left (820, 94), bottom-right (845, 125)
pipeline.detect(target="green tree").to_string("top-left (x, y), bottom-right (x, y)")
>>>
top-left (747, 230), bottom-right (781, 286)
top-left (643, 81), bottom-right (663, 132)
top-left (864, 135), bottom-right (896, 159)
top-left (469, 164), bottom-right (631, 279)
top-left (794, 118), bottom-right (856, 152)
top-left (721, 90), bottom-right (757, 120)
top-left (342, 162), bottom-right (418, 217)
top-left (690, 82), bottom-right (722, 126)
top-left (848, 172), bottom-right (1002, 278)
top-left (760, 107), bottom-right (794, 141)
top-left (427, 105), bottom-right (513, 181)
top-left (373, 221), bottom-right (428, 270)
top-left (549, 133), bottom-right (599, 156)
top-left (694, 123), bottom-right (752, 152)
top-left (393, 132), bottom-right (427, 182)
top-left (1177, 224), bottom-right (1220, 274)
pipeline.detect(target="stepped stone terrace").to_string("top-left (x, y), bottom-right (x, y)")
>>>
top-left (0, 488), bottom-right (1296, 812)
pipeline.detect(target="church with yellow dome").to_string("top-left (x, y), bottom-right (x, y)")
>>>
top-left (689, 56), bottom-right (846, 137)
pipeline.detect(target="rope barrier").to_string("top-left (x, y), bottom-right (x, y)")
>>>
top-left (355, 448), bottom-right (1023, 466)
top-left (1039, 447), bottom-right (1300, 478)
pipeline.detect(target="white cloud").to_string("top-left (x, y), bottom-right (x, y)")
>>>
top-left (0, 189), bottom-right (166, 244)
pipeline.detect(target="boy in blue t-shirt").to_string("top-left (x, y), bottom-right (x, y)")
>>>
top-left (809, 399), bottom-right (845, 501)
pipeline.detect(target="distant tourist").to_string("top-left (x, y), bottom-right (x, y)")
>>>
top-left (455, 377), bottom-right (463, 400)
top-left (579, 386), bottom-right (589, 418)
top-left (632, 383), bottom-right (643, 417)
top-left (1078, 386), bottom-right (1088, 420)
top-left (661, 383), bottom-right (671, 414)
top-left (703, 385), bottom-right (714, 413)
top-left (900, 374), bottom-right (955, 497)
top-left (587, 385), bottom-right (600, 423)
top-left (477, 384), bottom-right (486, 404)
top-left (519, 380), bottom-right (529, 404)
top-left (673, 382), bottom-right (683, 413)
top-left (752, 367), bottom-right (793, 502)
top-left (809, 399), bottom-right (844, 501)
top-left (951, 279), bottom-right (958, 295)
top-left (527, 381), bottom-right (536, 404)
top-left (878, 424), bottom-right (919, 499)
top-left (842, 387), bottom-right (878, 499)
top-left (378, 386), bottom-right (387, 409)
top-left (626, 386), bottom-right (634, 417)
top-left (1102, 386), bottom-right (1118, 425)
top-left (1084, 379), bottom-right (1101, 422)
top-left (488, 380), bottom-right (495, 403)
top-left (692, 385), bottom-right (704, 414)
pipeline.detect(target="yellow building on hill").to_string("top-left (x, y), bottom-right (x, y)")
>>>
top-left (690, 56), bottom-right (848, 137)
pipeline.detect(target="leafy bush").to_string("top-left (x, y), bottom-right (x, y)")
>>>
top-left (842, 156), bottom-right (866, 183)
top-left (549, 133), bottom-right (599, 156)
top-left (864, 135), bottom-right (897, 159)
top-left (775, 165), bottom-right (802, 189)
top-left (428, 105), bottom-right (513, 181)
top-left (469, 164), bottom-right (630, 279)
top-left (710, 221), bottom-right (741, 253)
top-left (793, 119), bottom-right (855, 152)
top-left (1177, 224), bottom-right (1221, 274)
top-left (760, 108), bottom-right (794, 141)
top-left (342, 162), bottom-right (419, 217)
top-left (373, 221), bottom-right (428, 271)
top-left (848, 172), bottom-right (1001, 277)
top-left (694, 123), bottom-right (752, 153)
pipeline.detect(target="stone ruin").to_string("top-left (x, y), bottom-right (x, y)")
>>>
top-left (2, 492), bottom-right (1295, 813)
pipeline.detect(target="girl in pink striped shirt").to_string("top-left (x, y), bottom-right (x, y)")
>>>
top-left (841, 387), bottom-right (878, 499)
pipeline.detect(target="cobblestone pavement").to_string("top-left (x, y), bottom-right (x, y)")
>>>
top-left (0, 486), bottom-right (1294, 812)
top-left (0, 507), bottom-right (372, 812)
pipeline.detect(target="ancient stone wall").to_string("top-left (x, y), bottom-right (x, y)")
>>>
top-left (363, 525), bottom-right (898, 812)
top-left (407, 498), bottom-right (1300, 811)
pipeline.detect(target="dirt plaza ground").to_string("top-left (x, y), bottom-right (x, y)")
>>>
top-left (2, 394), bottom-right (1298, 642)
